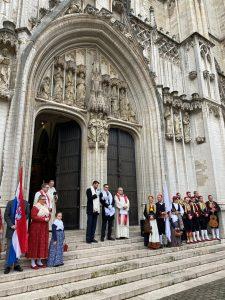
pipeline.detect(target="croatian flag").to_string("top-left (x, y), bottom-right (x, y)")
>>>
top-left (163, 182), bottom-right (172, 242)
top-left (7, 168), bottom-right (28, 266)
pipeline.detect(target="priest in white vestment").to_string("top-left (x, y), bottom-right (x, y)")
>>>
top-left (115, 187), bottom-right (130, 238)
top-left (47, 180), bottom-right (58, 229)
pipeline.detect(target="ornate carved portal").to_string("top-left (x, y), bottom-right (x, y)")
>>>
top-left (36, 47), bottom-right (137, 149)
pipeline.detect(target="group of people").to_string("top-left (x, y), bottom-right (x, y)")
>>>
top-left (0, 178), bottom-right (221, 275)
top-left (2, 180), bottom-right (65, 274)
top-left (143, 191), bottom-right (221, 249)
top-left (86, 181), bottom-right (130, 243)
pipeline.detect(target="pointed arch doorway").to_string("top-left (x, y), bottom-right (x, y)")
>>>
top-left (107, 128), bottom-right (138, 225)
top-left (29, 112), bottom-right (81, 229)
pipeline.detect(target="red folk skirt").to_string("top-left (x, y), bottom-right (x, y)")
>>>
top-left (26, 219), bottom-right (49, 259)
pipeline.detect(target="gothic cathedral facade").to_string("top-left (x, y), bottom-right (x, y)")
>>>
top-left (0, 0), bottom-right (225, 231)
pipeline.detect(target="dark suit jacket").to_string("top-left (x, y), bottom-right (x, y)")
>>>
top-left (4, 199), bottom-right (30, 239)
top-left (86, 188), bottom-right (98, 215)
top-left (100, 191), bottom-right (115, 218)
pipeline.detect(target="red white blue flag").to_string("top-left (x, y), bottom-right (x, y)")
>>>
top-left (7, 168), bottom-right (28, 266)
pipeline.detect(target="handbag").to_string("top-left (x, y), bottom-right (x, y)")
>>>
top-left (143, 219), bottom-right (152, 234)
top-left (174, 229), bottom-right (183, 237)
top-left (63, 243), bottom-right (68, 252)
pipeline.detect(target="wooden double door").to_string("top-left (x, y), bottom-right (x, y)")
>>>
top-left (107, 128), bottom-right (138, 225)
top-left (56, 121), bottom-right (81, 229)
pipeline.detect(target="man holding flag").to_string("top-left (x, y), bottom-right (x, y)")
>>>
top-left (4, 168), bottom-right (29, 274)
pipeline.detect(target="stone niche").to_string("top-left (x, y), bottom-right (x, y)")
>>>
top-left (36, 47), bottom-right (137, 148)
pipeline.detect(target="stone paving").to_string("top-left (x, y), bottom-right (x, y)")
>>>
top-left (162, 277), bottom-right (225, 300)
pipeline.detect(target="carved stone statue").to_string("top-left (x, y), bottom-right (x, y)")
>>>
top-left (97, 113), bottom-right (109, 148)
top-left (164, 106), bottom-right (173, 140)
top-left (53, 65), bottom-right (63, 102)
top-left (183, 112), bottom-right (191, 143)
top-left (173, 109), bottom-right (182, 141)
top-left (38, 77), bottom-right (51, 100)
top-left (127, 102), bottom-right (136, 123)
top-left (119, 87), bottom-right (129, 121)
top-left (88, 113), bottom-right (98, 148)
top-left (110, 79), bottom-right (119, 118)
top-left (66, 0), bottom-right (82, 14)
top-left (92, 66), bottom-right (101, 93)
top-left (65, 69), bottom-right (75, 105)
top-left (76, 65), bottom-right (86, 108)
top-left (0, 48), bottom-right (10, 96)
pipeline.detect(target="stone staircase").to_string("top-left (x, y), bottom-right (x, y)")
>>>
top-left (0, 227), bottom-right (224, 299)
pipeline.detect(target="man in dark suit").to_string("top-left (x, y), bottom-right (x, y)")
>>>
top-left (86, 180), bottom-right (100, 243)
top-left (156, 193), bottom-right (166, 247)
top-left (100, 184), bottom-right (115, 242)
top-left (4, 199), bottom-right (30, 274)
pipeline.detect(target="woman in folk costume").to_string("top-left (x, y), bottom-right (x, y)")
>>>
top-left (206, 195), bottom-right (221, 240)
top-left (169, 196), bottom-right (184, 247)
top-left (190, 197), bottom-right (202, 242)
top-left (182, 197), bottom-right (194, 244)
top-left (47, 212), bottom-right (65, 267)
top-left (198, 196), bottom-right (210, 241)
top-left (27, 195), bottom-right (50, 269)
top-left (143, 195), bottom-right (160, 249)
top-left (115, 187), bottom-right (130, 239)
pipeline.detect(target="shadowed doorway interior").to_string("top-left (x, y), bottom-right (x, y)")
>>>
top-left (29, 112), bottom-right (81, 229)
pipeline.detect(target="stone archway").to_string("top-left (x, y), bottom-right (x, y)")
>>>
top-left (0, 11), bottom-right (164, 227)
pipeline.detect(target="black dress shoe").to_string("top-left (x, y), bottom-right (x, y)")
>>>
top-left (4, 267), bottom-right (10, 274)
top-left (14, 265), bottom-right (23, 272)
top-left (101, 238), bottom-right (104, 242)
top-left (92, 239), bottom-right (98, 243)
top-left (108, 237), bottom-right (115, 241)
top-left (86, 240), bottom-right (92, 244)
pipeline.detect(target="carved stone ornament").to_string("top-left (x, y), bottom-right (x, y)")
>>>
top-left (37, 76), bottom-right (51, 100)
top-left (203, 70), bottom-right (209, 79)
top-left (53, 57), bottom-right (64, 103)
top-left (183, 112), bottom-right (191, 143)
top-left (76, 64), bottom-right (86, 108)
top-left (208, 104), bottom-right (220, 118)
top-left (36, 48), bottom-right (137, 127)
top-left (112, 0), bottom-right (124, 14)
top-left (65, 0), bottom-right (82, 14)
top-left (189, 71), bottom-right (197, 80)
top-left (196, 136), bottom-right (205, 144)
top-left (88, 112), bottom-right (109, 149)
top-left (0, 21), bottom-right (17, 54)
top-left (49, 0), bottom-right (60, 9)
top-left (0, 48), bottom-right (11, 100)
top-left (65, 61), bottom-right (76, 106)
top-left (84, 4), bottom-right (99, 15)
top-left (173, 109), bottom-right (182, 142)
top-left (209, 73), bottom-right (215, 82)
top-left (164, 105), bottom-right (173, 140)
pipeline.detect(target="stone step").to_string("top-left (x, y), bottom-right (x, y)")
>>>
top-left (71, 259), bottom-right (225, 300)
top-left (0, 244), bottom-right (224, 283)
top-left (0, 239), bottom-right (221, 273)
top-left (2, 244), bottom-right (224, 298)
top-left (130, 269), bottom-right (225, 300)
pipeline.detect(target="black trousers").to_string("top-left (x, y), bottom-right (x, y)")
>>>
top-left (86, 213), bottom-right (98, 242)
top-left (101, 215), bottom-right (114, 239)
